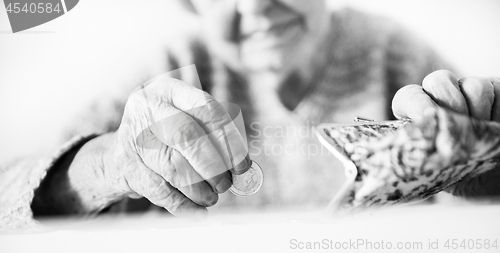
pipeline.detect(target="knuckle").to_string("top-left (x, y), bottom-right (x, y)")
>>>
top-left (460, 77), bottom-right (481, 87)
top-left (490, 76), bottom-right (500, 85)
top-left (149, 179), bottom-right (174, 202)
top-left (124, 96), bottom-right (141, 118)
top-left (166, 175), bottom-right (180, 189)
top-left (177, 118), bottom-right (199, 135)
top-left (423, 70), bottom-right (457, 88)
top-left (206, 99), bottom-right (232, 127)
top-left (168, 196), bottom-right (190, 213)
top-left (124, 91), bottom-right (152, 125)
top-left (399, 84), bottom-right (422, 95)
top-left (202, 90), bottom-right (213, 99)
top-left (161, 150), bottom-right (180, 185)
top-left (394, 85), bottom-right (423, 103)
top-left (149, 76), bottom-right (177, 90)
top-left (208, 99), bottom-right (227, 116)
top-left (168, 118), bottom-right (201, 145)
top-left (127, 88), bottom-right (148, 107)
top-left (433, 69), bottom-right (456, 80)
top-left (460, 78), bottom-right (495, 101)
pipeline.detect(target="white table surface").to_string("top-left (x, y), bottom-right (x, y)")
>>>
top-left (1, 203), bottom-right (499, 253)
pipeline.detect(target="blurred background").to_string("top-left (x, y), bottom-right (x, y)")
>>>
top-left (1, 0), bottom-right (499, 159)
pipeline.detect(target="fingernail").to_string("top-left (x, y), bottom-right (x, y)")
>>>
top-left (216, 177), bottom-right (232, 193)
top-left (194, 209), bottom-right (208, 220)
top-left (232, 155), bottom-right (251, 175)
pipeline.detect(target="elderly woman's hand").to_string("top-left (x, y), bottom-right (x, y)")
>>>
top-left (391, 70), bottom-right (500, 198)
top-left (112, 76), bottom-right (249, 217)
top-left (40, 76), bottom-right (249, 218)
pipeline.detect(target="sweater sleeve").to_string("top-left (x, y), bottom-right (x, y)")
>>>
top-left (0, 135), bottom-right (97, 232)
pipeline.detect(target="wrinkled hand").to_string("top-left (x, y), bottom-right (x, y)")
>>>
top-left (392, 70), bottom-right (500, 198)
top-left (106, 76), bottom-right (249, 218)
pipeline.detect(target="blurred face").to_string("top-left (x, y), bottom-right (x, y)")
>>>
top-left (190, 0), bottom-right (328, 75)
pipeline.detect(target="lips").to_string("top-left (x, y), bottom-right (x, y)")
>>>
top-left (267, 16), bottom-right (303, 37)
top-left (239, 15), bottom-right (304, 42)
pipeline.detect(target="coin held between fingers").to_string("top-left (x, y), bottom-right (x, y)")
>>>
top-left (230, 160), bottom-right (264, 197)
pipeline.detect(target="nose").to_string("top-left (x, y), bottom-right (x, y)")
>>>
top-left (236, 0), bottom-right (273, 15)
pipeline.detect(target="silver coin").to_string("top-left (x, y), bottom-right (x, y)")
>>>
top-left (230, 161), bottom-right (263, 196)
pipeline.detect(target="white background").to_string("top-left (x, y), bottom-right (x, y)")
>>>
top-left (1, 0), bottom-right (499, 159)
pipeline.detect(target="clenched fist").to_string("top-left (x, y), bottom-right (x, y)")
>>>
top-left (392, 70), bottom-right (500, 198)
top-left (35, 76), bottom-right (250, 218)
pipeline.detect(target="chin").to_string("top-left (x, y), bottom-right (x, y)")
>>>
top-left (243, 60), bottom-right (283, 73)
top-left (241, 51), bottom-right (292, 74)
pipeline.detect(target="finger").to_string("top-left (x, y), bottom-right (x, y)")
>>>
top-left (422, 70), bottom-right (469, 115)
top-left (127, 161), bottom-right (208, 219)
top-left (167, 149), bottom-right (219, 207)
top-left (145, 77), bottom-right (249, 173)
top-left (489, 77), bottom-right (500, 121)
top-left (149, 106), bottom-right (233, 194)
top-left (392, 84), bottom-right (438, 122)
top-left (458, 77), bottom-right (495, 120)
top-left (168, 79), bottom-right (250, 174)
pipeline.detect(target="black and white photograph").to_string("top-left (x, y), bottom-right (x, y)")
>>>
top-left (1, 0), bottom-right (500, 252)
